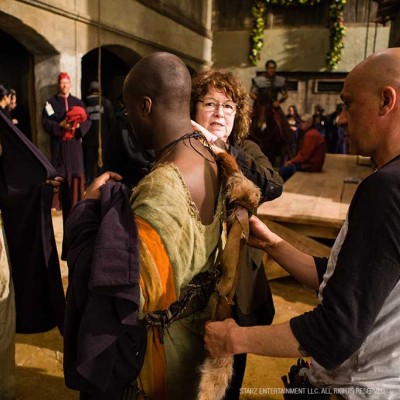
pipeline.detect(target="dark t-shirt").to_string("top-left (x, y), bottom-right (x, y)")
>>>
top-left (291, 155), bottom-right (400, 370)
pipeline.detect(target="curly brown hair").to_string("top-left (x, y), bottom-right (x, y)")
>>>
top-left (190, 69), bottom-right (251, 145)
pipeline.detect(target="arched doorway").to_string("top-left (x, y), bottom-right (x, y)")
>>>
top-left (0, 29), bottom-right (33, 140)
top-left (81, 45), bottom-right (141, 109)
top-left (0, 11), bottom-right (58, 146)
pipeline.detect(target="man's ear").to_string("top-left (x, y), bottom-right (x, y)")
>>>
top-left (379, 86), bottom-right (396, 116)
top-left (141, 96), bottom-right (152, 116)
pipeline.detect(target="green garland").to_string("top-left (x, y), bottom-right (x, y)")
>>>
top-left (249, 2), bottom-right (267, 66)
top-left (326, 0), bottom-right (346, 70)
top-left (249, 0), bottom-right (346, 70)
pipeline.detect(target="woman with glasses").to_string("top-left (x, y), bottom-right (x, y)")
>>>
top-left (191, 70), bottom-right (283, 202)
top-left (190, 70), bottom-right (283, 400)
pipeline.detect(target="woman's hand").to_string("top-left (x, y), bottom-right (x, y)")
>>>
top-left (191, 120), bottom-right (219, 144)
top-left (84, 171), bottom-right (122, 200)
top-left (191, 120), bottom-right (229, 155)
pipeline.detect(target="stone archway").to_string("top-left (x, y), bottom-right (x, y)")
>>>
top-left (81, 45), bottom-right (142, 109)
top-left (0, 11), bottom-right (58, 146)
top-left (0, 29), bottom-right (33, 140)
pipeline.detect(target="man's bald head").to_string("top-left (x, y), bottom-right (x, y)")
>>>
top-left (349, 48), bottom-right (400, 94)
top-left (339, 48), bottom-right (400, 167)
top-left (123, 52), bottom-right (192, 110)
top-left (122, 52), bottom-right (193, 149)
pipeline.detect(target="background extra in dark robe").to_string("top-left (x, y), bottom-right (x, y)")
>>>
top-left (0, 111), bottom-right (65, 333)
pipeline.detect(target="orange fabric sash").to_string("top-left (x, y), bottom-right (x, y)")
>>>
top-left (135, 216), bottom-right (177, 399)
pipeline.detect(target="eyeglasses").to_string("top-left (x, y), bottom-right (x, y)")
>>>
top-left (198, 98), bottom-right (238, 116)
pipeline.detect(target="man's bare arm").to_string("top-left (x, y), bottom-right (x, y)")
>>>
top-left (205, 318), bottom-right (302, 359)
top-left (248, 216), bottom-right (319, 290)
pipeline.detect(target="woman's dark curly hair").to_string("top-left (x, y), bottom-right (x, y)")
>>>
top-left (190, 70), bottom-right (251, 146)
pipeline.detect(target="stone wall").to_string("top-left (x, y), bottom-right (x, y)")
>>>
top-left (213, 25), bottom-right (390, 114)
top-left (0, 0), bottom-right (213, 154)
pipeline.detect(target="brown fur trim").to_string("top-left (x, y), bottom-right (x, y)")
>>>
top-left (198, 149), bottom-right (261, 400)
top-left (215, 150), bottom-right (261, 216)
top-left (215, 151), bottom-right (240, 177)
top-left (226, 172), bottom-right (261, 219)
top-left (198, 356), bottom-right (234, 400)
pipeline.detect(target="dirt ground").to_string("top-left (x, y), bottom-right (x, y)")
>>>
top-left (14, 214), bottom-right (318, 400)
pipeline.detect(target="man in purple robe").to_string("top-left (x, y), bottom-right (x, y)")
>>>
top-left (42, 72), bottom-right (91, 207)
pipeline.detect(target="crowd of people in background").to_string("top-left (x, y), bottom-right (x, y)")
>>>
top-left (0, 85), bottom-right (32, 139)
top-left (246, 59), bottom-right (349, 184)
top-left (284, 102), bottom-right (348, 160)
top-left (278, 100), bottom-right (349, 182)
top-left (1, 60), bottom-right (351, 196)
top-left (280, 112), bottom-right (326, 181)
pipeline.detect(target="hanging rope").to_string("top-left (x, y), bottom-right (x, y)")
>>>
top-left (373, 22), bottom-right (378, 53)
top-left (364, 0), bottom-right (372, 59)
top-left (97, 0), bottom-right (103, 169)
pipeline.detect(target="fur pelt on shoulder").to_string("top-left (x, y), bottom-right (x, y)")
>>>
top-left (198, 150), bottom-right (261, 400)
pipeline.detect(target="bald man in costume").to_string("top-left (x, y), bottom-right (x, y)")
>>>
top-left (65, 53), bottom-right (226, 399)
top-left (42, 72), bottom-right (91, 207)
top-left (205, 48), bottom-right (400, 399)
